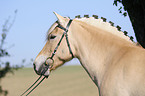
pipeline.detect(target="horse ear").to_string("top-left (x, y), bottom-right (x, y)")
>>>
top-left (53, 12), bottom-right (66, 26)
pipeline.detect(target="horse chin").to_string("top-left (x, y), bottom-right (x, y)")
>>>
top-left (49, 63), bottom-right (64, 71)
top-left (43, 70), bottom-right (50, 77)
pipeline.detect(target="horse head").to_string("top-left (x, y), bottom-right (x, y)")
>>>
top-left (33, 12), bottom-right (75, 76)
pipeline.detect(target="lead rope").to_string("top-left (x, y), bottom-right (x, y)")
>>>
top-left (25, 77), bottom-right (46, 96)
top-left (20, 76), bottom-right (42, 96)
top-left (20, 19), bottom-right (73, 96)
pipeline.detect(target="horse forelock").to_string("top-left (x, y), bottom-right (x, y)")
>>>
top-left (74, 17), bottom-right (133, 43)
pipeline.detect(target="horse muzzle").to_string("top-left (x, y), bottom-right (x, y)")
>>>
top-left (33, 63), bottom-right (50, 77)
top-left (33, 57), bottom-right (54, 77)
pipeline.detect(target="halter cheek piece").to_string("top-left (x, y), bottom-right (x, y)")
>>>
top-left (48, 19), bottom-right (74, 60)
top-left (43, 19), bottom-right (74, 74)
top-left (20, 19), bottom-right (74, 96)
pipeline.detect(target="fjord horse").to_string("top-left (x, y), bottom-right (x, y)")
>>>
top-left (33, 12), bottom-right (145, 96)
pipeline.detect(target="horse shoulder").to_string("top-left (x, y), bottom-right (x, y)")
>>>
top-left (100, 46), bottom-right (145, 96)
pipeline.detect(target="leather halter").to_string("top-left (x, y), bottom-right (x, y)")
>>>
top-left (42, 19), bottom-right (74, 76)
top-left (50, 19), bottom-right (74, 59)
top-left (20, 19), bottom-right (74, 96)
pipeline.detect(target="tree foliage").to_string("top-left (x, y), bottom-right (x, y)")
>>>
top-left (113, 0), bottom-right (127, 17)
top-left (0, 10), bottom-right (23, 96)
top-left (113, 0), bottom-right (145, 48)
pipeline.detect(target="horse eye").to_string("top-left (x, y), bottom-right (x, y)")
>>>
top-left (50, 35), bottom-right (56, 39)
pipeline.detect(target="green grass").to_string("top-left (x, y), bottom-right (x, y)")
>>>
top-left (1, 65), bottom-right (99, 96)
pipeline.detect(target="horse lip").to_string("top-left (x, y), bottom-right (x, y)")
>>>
top-left (37, 64), bottom-right (50, 76)
top-left (33, 62), bottom-right (50, 76)
top-left (33, 63), bottom-right (40, 75)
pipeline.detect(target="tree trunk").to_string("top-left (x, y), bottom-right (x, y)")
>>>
top-left (122, 0), bottom-right (145, 48)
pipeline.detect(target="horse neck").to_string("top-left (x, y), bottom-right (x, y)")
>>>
top-left (70, 20), bottom-right (133, 86)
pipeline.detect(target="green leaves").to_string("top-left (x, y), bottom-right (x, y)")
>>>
top-left (113, 0), bottom-right (122, 6)
top-left (0, 10), bottom-right (20, 96)
top-left (113, 0), bottom-right (127, 17)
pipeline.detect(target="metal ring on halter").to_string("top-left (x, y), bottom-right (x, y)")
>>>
top-left (45, 57), bottom-right (54, 67)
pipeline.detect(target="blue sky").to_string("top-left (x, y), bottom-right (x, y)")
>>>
top-left (0, 0), bottom-right (135, 67)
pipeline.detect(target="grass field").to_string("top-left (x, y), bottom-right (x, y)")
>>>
top-left (1, 65), bottom-right (99, 96)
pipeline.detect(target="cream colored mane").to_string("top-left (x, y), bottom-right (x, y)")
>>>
top-left (74, 17), bottom-right (133, 43)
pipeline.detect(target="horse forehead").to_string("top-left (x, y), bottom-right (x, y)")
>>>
top-left (47, 22), bottom-right (58, 35)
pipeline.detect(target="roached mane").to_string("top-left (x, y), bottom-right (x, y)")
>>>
top-left (74, 15), bottom-right (134, 43)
